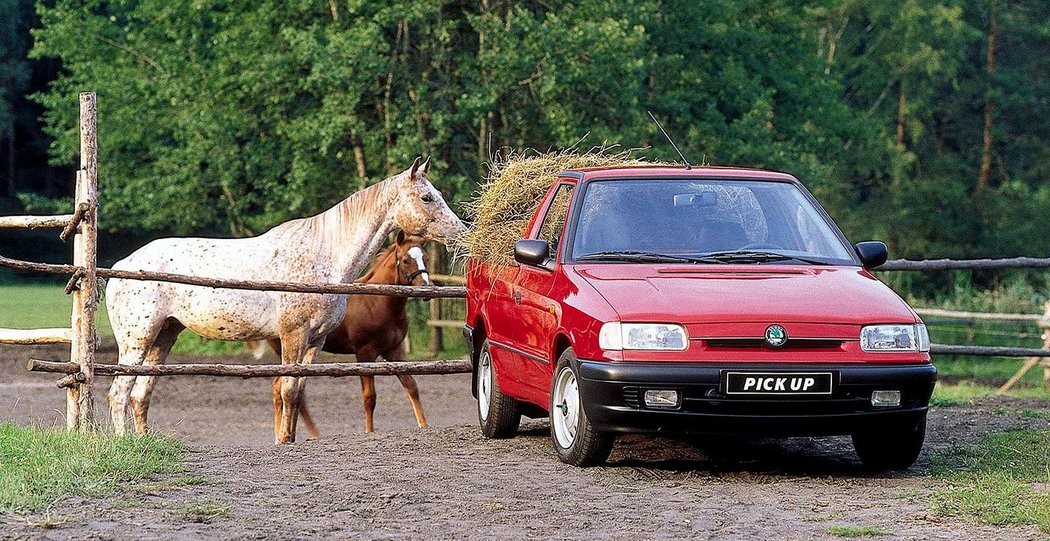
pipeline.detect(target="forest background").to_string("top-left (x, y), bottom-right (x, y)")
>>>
top-left (0, 0), bottom-right (1047, 300)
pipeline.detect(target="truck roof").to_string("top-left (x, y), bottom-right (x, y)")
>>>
top-left (558, 165), bottom-right (799, 182)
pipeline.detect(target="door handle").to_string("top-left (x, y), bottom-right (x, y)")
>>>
top-left (513, 290), bottom-right (522, 305)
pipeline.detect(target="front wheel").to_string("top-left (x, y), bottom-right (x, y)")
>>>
top-left (476, 339), bottom-right (520, 438)
top-left (852, 414), bottom-right (927, 470)
top-left (550, 349), bottom-right (614, 466)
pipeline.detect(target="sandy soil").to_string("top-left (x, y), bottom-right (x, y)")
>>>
top-left (1, 343), bottom-right (1048, 540)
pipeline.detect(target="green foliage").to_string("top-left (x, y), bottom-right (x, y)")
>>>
top-left (0, 423), bottom-right (185, 512)
top-left (930, 430), bottom-right (1050, 533)
top-left (0, 0), bottom-right (1043, 285)
top-left (826, 525), bottom-right (892, 537)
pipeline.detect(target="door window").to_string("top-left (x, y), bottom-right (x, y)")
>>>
top-left (536, 183), bottom-right (575, 258)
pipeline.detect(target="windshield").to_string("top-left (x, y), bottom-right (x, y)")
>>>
top-left (569, 179), bottom-right (856, 264)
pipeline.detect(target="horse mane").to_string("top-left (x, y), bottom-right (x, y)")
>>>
top-left (267, 174), bottom-right (401, 257)
top-left (359, 243), bottom-right (399, 282)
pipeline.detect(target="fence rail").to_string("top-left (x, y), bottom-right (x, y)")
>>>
top-left (0, 214), bottom-right (76, 229)
top-left (879, 257), bottom-right (1050, 271)
top-left (913, 307), bottom-right (1042, 322)
top-left (28, 358), bottom-right (472, 378)
top-left (930, 344), bottom-right (1050, 357)
top-left (0, 254), bottom-right (466, 299)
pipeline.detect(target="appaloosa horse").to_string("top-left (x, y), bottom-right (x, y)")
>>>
top-left (268, 232), bottom-right (432, 437)
top-left (106, 158), bottom-right (464, 443)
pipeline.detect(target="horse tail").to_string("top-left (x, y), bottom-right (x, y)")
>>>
top-left (300, 395), bottom-right (321, 440)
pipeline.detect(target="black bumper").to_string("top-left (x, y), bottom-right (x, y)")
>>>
top-left (576, 361), bottom-right (937, 437)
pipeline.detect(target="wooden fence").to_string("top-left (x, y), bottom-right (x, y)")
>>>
top-left (1, 93), bottom-right (1049, 432)
top-left (0, 92), bottom-right (99, 431)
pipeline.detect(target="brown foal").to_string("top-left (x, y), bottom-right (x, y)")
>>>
top-left (266, 231), bottom-right (431, 437)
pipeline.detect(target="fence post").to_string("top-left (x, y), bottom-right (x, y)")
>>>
top-left (427, 243), bottom-right (444, 356)
top-left (66, 92), bottom-right (99, 431)
top-left (1042, 306), bottom-right (1050, 391)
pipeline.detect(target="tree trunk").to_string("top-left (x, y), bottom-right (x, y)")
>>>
top-left (5, 115), bottom-right (14, 198)
top-left (977, 5), bottom-right (998, 194)
top-left (351, 130), bottom-right (367, 189)
top-left (894, 83), bottom-right (907, 186)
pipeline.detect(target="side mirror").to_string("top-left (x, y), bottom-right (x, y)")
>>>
top-left (514, 239), bottom-right (554, 270)
top-left (855, 241), bottom-right (888, 269)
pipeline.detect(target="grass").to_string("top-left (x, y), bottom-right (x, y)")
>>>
top-left (826, 525), bottom-right (892, 537)
top-left (0, 423), bottom-right (185, 513)
top-left (175, 498), bottom-right (231, 521)
top-left (930, 381), bottom-right (1050, 407)
top-left (0, 284), bottom-right (113, 336)
top-left (929, 429), bottom-right (1050, 533)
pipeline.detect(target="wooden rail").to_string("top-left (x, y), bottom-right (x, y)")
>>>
top-left (913, 308), bottom-right (1041, 322)
top-left (427, 319), bottom-right (464, 329)
top-left (930, 344), bottom-right (1050, 357)
top-left (880, 257), bottom-right (1050, 271)
top-left (0, 214), bottom-right (75, 229)
top-left (0, 328), bottom-right (73, 345)
top-left (28, 358), bottom-right (472, 378)
top-left (0, 254), bottom-right (467, 299)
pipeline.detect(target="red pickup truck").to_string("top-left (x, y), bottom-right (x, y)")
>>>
top-left (463, 166), bottom-right (935, 468)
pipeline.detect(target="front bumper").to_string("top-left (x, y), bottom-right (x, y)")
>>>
top-left (576, 360), bottom-right (936, 436)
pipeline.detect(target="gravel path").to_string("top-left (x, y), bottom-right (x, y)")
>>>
top-left (1, 344), bottom-right (1047, 540)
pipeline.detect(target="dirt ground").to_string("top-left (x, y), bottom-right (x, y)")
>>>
top-left (2, 343), bottom-right (1049, 540)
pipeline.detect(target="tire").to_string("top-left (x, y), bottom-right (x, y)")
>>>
top-left (550, 348), bottom-right (614, 467)
top-left (476, 339), bottom-right (521, 438)
top-left (852, 414), bottom-right (927, 470)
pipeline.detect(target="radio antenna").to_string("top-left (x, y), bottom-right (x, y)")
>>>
top-left (647, 111), bottom-right (691, 169)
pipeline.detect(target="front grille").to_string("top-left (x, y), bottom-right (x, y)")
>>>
top-left (702, 338), bottom-right (845, 349)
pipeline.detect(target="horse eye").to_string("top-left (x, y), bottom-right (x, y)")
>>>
top-left (420, 193), bottom-right (434, 203)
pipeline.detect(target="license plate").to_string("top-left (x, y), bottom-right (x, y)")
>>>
top-left (723, 372), bottom-right (834, 395)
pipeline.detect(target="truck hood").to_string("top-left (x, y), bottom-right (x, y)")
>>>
top-left (571, 264), bottom-right (918, 326)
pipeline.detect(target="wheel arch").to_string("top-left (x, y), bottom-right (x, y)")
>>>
top-left (552, 332), bottom-right (573, 365)
top-left (469, 317), bottom-right (487, 399)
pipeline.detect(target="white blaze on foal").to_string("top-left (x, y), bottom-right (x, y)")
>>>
top-left (105, 158), bottom-right (466, 443)
top-left (406, 246), bottom-right (430, 285)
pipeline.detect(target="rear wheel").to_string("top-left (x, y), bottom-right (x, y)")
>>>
top-left (852, 414), bottom-right (927, 470)
top-left (550, 348), bottom-right (614, 466)
top-left (476, 339), bottom-right (520, 438)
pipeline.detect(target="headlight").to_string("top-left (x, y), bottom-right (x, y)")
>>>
top-left (860, 324), bottom-right (930, 352)
top-left (599, 322), bottom-right (688, 351)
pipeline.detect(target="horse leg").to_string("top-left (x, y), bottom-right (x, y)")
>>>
top-left (360, 375), bottom-right (377, 433)
top-left (396, 375), bottom-right (429, 429)
top-left (108, 318), bottom-right (166, 435)
top-left (130, 320), bottom-right (184, 434)
top-left (354, 349), bottom-right (379, 433)
top-left (275, 335), bottom-right (307, 444)
top-left (385, 342), bottom-right (428, 429)
top-left (276, 336), bottom-right (321, 444)
top-left (272, 377), bottom-right (283, 439)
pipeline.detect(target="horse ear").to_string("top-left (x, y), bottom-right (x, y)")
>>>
top-left (409, 156), bottom-right (422, 177)
top-left (396, 230), bottom-right (407, 246)
top-left (421, 156), bottom-right (430, 175)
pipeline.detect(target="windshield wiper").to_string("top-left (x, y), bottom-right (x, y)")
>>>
top-left (699, 250), bottom-right (832, 265)
top-left (577, 251), bottom-right (724, 264)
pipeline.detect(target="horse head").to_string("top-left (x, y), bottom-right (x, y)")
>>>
top-left (392, 157), bottom-right (466, 245)
top-left (393, 231), bottom-right (431, 286)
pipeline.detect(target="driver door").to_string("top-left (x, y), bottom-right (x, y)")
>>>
top-left (503, 182), bottom-right (576, 402)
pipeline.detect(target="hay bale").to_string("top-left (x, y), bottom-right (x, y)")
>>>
top-left (459, 146), bottom-right (660, 265)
